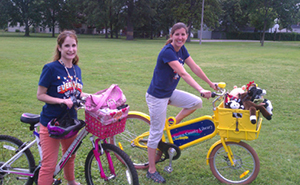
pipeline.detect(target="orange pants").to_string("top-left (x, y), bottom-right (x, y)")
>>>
top-left (38, 124), bottom-right (77, 185)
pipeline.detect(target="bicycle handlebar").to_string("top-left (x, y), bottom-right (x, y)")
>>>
top-left (211, 83), bottom-right (227, 110)
top-left (60, 96), bottom-right (86, 110)
top-left (73, 96), bottom-right (86, 110)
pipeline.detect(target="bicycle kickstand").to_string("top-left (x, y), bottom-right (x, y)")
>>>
top-left (164, 148), bottom-right (176, 173)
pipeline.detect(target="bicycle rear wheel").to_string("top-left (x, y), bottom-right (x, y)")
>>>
top-left (109, 114), bottom-right (162, 169)
top-left (85, 143), bottom-right (139, 185)
top-left (0, 135), bottom-right (35, 185)
top-left (209, 141), bottom-right (260, 184)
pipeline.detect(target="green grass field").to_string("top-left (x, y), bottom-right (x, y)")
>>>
top-left (0, 33), bottom-right (299, 185)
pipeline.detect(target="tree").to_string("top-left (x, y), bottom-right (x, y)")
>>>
top-left (219, 0), bottom-right (250, 32)
top-left (40, 0), bottom-right (64, 37)
top-left (0, 0), bottom-right (10, 29)
top-left (169, 0), bottom-right (221, 42)
top-left (155, 0), bottom-right (174, 39)
top-left (84, 0), bottom-right (114, 38)
top-left (244, 0), bottom-right (300, 46)
top-left (275, 0), bottom-right (300, 32)
top-left (57, 0), bottom-right (85, 32)
top-left (111, 0), bottom-right (125, 38)
top-left (3, 0), bottom-right (41, 36)
top-left (116, 0), bottom-right (154, 40)
top-left (132, 0), bottom-right (157, 39)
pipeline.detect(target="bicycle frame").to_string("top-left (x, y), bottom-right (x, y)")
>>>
top-left (0, 121), bottom-right (118, 182)
top-left (114, 83), bottom-right (262, 184)
top-left (128, 83), bottom-right (259, 167)
top-left (53, 128), bottom-right (89, 176)
top-left (129, 112), bottom-right (261, 168)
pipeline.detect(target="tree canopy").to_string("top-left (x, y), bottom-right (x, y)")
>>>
top-left (1, 0), bottom-right (299, 45)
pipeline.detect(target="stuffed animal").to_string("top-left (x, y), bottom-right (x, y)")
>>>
top-left (263, 99), bottom-right (273, 116)
top-left (229, 85), bottom-right (246, 98)
top-left (225, 100), bottom-right (241, 109)
top-left (246, 81), bottom-right (273, 117)
top-left (246, 81), bottom-right (266, 104)
top-left (225, 100), bottom-right (243, 118)
top-left (225, 85), bottom-right (245, 110)
top-left (239, 84), bottom-right (272, 124)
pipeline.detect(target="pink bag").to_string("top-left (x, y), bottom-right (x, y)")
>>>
top-left (85, 84), bottom-right (126, 112)
top-left (85, 84), bottom-right (129, 126)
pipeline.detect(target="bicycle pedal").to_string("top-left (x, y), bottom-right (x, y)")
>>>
top-left (53, 178), bottom-right (62, 185)
top-left (164, 166), bottom-right (173, 173)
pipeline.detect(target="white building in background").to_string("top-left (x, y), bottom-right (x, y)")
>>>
top-left (7, 22), bottom-right (25, 32)
top-left (36, 26), bottom-right (60, 34)
top-left (276, 25), bottom-right (300, 33)
top-left (7, 22), bottom-right (97, 34)
top-left (7, 22), bottom-right (59, 33)
top-left (291, 24), bottom-right (300, 33)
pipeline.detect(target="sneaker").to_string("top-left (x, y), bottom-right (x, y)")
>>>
top-left (146, 171), bottom-right (166, 183)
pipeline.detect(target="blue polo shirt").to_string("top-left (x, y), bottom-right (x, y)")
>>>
top-left (147, 44), bottom-right (190, 98)
top-left (38, 60), bottom-right (83, 126)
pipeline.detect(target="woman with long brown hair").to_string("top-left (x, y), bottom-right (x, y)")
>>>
top-left (37, 30), bottom-right (87, 185)
top-left (146, 22), bottom-right (217, 183)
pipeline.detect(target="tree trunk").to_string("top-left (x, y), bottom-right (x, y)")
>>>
top-left (105, 26), bottom-right (108, 38)
top-left (186, 21), bottom-right (192, 42)
top-left (261, 6), bottom-right (269, 46)
top-left (52, 22), bottom-right (55, 37)
top-left (261, 22), bottom-right (266, 46)
top-left (126, 19), bottom-right (134, 40)
top-left (110, 22), bottom-right (113, 38)
top-left (150, 21), bottom-right (153, 39)
top-left (24, 21), bottom-right (30, 36)
top-left (115, 28), bottom-right (118, 39)
top-left (126, 0), bottom-right (134, 40)
top-left (199, 0), bottom-right (205, 45)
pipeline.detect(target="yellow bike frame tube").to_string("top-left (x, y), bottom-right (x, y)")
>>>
top-left (206, 138), bottom-right (240, 165)
top-left (128, 111), bottom-right (150, 120)
top-left (134, 131), bottom-right (150, 148)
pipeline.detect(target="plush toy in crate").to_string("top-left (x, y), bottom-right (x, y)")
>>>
top-left (229, 85), bottom-right (246, 98)
top-left (226, 81), bottom-right (273, 124)
top-left (225, 100), bottom-right (243, 118)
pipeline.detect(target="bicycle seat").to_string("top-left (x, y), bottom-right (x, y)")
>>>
top-left (21, 113), bottom-right (40, 124)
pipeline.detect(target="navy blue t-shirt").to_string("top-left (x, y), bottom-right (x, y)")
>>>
top-left (38, 60), bottom-right (83, 126)
top-left (147, 44), bottom-right (190, 98)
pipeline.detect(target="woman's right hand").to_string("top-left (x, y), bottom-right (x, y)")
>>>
top-left (200, 89), bottom-right (211, 99)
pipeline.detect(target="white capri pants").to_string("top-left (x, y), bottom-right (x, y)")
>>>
top-left (145, 89), bottom-right (202, 149)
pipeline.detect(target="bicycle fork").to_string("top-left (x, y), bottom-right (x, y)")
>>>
top-left (90, 137), bottom-right (116, 181)
top-left (221, 138), bottom-right (235, 166)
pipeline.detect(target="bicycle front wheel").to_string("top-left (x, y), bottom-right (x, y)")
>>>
top-left (209, 141), bottom-right (260, 184)
top-left (85, 143), bottom-right (139, 185)
top-left (109, 114), bottom-right (162, 169)
top-left (0, 135), bottom-right (35, 185)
